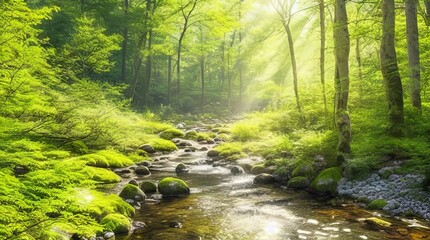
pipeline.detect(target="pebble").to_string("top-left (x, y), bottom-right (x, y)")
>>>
top-left (337, 173), bottom-right (430, 220)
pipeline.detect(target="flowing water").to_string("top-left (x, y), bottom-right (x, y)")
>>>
top-left (111, 135), bottom-right (430, 240)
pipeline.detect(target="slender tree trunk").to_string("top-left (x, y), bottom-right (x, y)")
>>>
top-left (355, 38), bottom-right (363, 95)
top-left (167, 55), bottom-right (172, 105)
top-left (120, 0), bottom-right (129, 84)
top-left (381, 0), bottom-right (404, 136)
top-left (406, 0), bottom-right (421, 110)
top-left (333, 0), bottom-right (351, 155)
top-left (227, 49), bottom-right (231, 108)
top-left (238, 1), bottom-right (243, 105)
top-left (319, 0), bottom-right (328, 115)
top-left (200, 56), bottom-right (205, 109)
top-left (425, 0), bottom-right (430, 25)
top-left (143, 30), bottom-right (153, 106)
top-left (220, 35), bottom-right (226, 89)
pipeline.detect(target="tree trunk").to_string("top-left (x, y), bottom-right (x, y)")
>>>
top-left (200, 56), bottom-right (205, 109)
top-left (120, 0), bottom-right (129, 84)
top-left (167, 55), bottom-right (172, 105)
top-left (333, 0), bottom-right (351, 155)
top-left (406, 0), bottom-right (421, 110)
top-left (355, 38), bottom-right (363, 95)
top-left (319, 0), bottom-right (328, 115)
top-left (381, 0), bottom-right (404, 136)
top-left (143, 30), bottom-right (153, 106)
top-left (425, 0), bottom-right (430, 25)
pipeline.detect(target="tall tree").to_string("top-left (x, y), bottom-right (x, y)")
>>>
top-left (381, 0), bottom-right (404, 135)
top-left (333, 0), bottom-right (351, 155)
top-left (272, 0), bottom-right (302, 114)
top-left (120, 0), bottom-right (129, 84)
top-left (319, 0), bottom-right (328, 115)
top-left (406, 0), bottom-right (421, 110)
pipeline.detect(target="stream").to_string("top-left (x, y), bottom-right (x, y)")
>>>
top-left (104, 125), bottom-right (430, 240)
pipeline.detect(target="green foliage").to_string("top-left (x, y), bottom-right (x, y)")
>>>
top-left (66, 140), bottom-right (89, 154)
top-left (159, 128), bottom-right (185, 140)
top-left (82, 150), bottom-right (134, 168)
top-left (80, 167), bottom-right (120, 183)
top-left (292, 162), bottom-right (314, 179)
top-left (213, 142), bottom-right (247, 161)
top-left (310, 167), bottom-right (342, 194)
top-left (367, 199), bottom-right (388, 210)
top-left (230, 120), bottom-right (262, 141)
top-left (291, 130), bottom-right (337, 163)
top-left (149, 139), bottom-right (178, 152)
top-left (100, 213), bottom-right (131, 234)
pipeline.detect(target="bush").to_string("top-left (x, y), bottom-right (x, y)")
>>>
top-left (230, 120), bottom-right (262, 141)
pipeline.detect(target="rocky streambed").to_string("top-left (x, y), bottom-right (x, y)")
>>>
top-left (99, 122), bottom-right (430, 240)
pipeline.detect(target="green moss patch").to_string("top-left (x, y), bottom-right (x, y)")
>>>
top-left (310, 167), bottom-right (342, 194)
top-left (80, 167), bottom-right (120, 183)
top-left (158, 177), bottom-right (190, 196)
top-left (100, 213), bottom-right (131, 234)
top-left (81, 150), bottom-right (134, 168)
top-left (149, 139), bottom-right (178, 152)
top-left (213, 143), bottom-right (246, 161)
top-left (367, 199), bottom-right (387, 210)
top-left (119, 184), bottom-right (146, 201)
top-left (159, 128), bottom-right (184, 140)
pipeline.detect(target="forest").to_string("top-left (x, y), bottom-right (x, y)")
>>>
top-left (2, 0), bottom-right (430, 239)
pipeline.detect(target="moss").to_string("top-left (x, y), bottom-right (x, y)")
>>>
top-left (367, 199), bottom-right (387, 210)
top-left (100, 213), bottom-right (131, 234)
top-left (287, 176), bottom-right (310, 189)
top-left (158, 177), bottom-right (190, 196)
top-left (43, 150), bottom-right (71, 159)
top-left (184, 130), bottom-right (199, 140)
top-left (250, 164), bottom-right (266, 175)
top-left (81, 154), bottom-right (110, 168)
top-left (95, 150), bottom-right (134, 168)
top-left (149, 139), bottom-right (178, 152)
top-left (119, 184), bottom-right (146, 201)
top-left (159, 128), bottom-right (185, 140)
top-left (214, 143), bottom-right (246, 161)
top-left (310, 167), bottom-right (342, 194)
top-left (80, 167), bottom-right (120, 183)
top-left (82, 191), bottom-right (135, 219)
top-left (140, 181), bottom-right (157, 194)
top-left (292, 162), bottom-right (314, 179)
top-left (67, 140), bottom-right (89, 154)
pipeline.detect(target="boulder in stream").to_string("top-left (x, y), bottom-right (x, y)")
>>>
top-left (310, 167), bottom-right (342, 194)
top-left (135, 166), bottom-right (151, 176)
top-left (184, 130), bottom-right (199, 140)
top-left (158, 177), bottom-right (190, 196)
top-left (287, 176), bottom-right (310, 189)
top-left (139, 144), bottom-right (156, 154)
top-left (253, 173), bottom-right (276, 185)
top-left (175, 163), bottom-right (190, 174)
top-left (100, 213), bottom-right (131, 234)
top-left (119, 184), bottom-right (146, 201)
top-left (140, 181), bottom-right (157, 194)
top-left (231, 165), bottom-right (245, 174)
top-left (207, 149), bottom-right (220, 158)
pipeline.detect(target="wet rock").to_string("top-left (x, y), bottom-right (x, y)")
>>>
top-left (132, 221), bottom-right (147, 229)
top-left (119, 169), bottom-right (131, 174)
top-left (206, 139), bottom-right (215, 144)
top-left (136, 161), bottom-right (152, 167)
top-left (176, 122), bottom-right (186, 129)
top-left (250, 165), bottom-right (275, 175)
top-left (135, 166), bottom-right (151, 176)
top-left (158, 177), bottom-right (190, 196)
top-left (253, 173), bottom-right (276, 185)
top-left (176, 141), bottom-right (192, 147)
top-left (292, 162), bottom-right (314, 179)
top-left (200, 147), bottom-right (208, 151)
top-left (287, 176), bottom-right (310, 189)
top-left (139, 144), bottom-right (155, 154)
top-left (140, 181), bottom-right (157, 194)
top-left (168, 221), bottom-right (182, 228)
top-left (273, 171), bottom-right (290, 184)
top-left (103, 232), bottom-right (115, 239)
top-left (175, 163), bottom-right (191, 174)
top-left (207, 149), bottom-right (220, 158)
top-left (310, 167), bottom-right (342, 194)
top-left (14, 165), bottom-right (29, 175)
top-left (119, 184), bottom-right (146, 201)
top-left (231, 165), bottom-right (245, 174)
top-left (128, 180), bottom-right (139, 186)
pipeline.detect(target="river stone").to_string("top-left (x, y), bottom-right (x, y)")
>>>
top-left (310, 167), bottom-right (342, 194)
top-left (287, 176), bottom-right (310, 189)
top-left (231, 165), bottom-right (245, 174)
top-left (135, 166), bottom-right (151, 176)
top-left (14, 165), bottom-right (30, 175)
top-left (175, 163), bottom-right (190, 174)
top-left (139, 144), bottom-right (155, 154)
top-left (100, 213), bottom-right (131, 234)
top-left (185, 130), bottom-right (199, 140)
top-left (292, 162), bottom-right (314, 179)
top-left (103, 232), bottom-right (115, 239)
top-left (158, 177), bottom-right (190, 196)
top-left (207, 149), bottom-right (220, 158)
top-left (140, 181), bottom-right (157, 194)
top-left (137, 161), bottom-right (152, 167)
top-left (168, 221), bottom-right (183, 228)
top-left (119, 184), bottom-right (146, 201)
top-left (253, 173), bottom-right (276, 185)
top-left (128, 180), bottom-right (139, 186)
top-left (250, 165), bottom-right (275, 175)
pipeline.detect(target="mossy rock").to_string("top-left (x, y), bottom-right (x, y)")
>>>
top-left (310, 167), bottom-right (342, 194)
top-left (119, 184), bottom-right (146, 201)
top-left (159, 128), bottom-right (185, 140)
top-left (367, 199), bottom-right (387, 210)
top-left (140, 181), bottom-right (157, 194)
top-left (135, 166), bottom-right (151, 176)
top-left (158, 177), bottom-right (190, 196)
top-left (81, 154), bottom-right (109, 168)
top-left (175, 163), bottom-right (190, 174)
top-left (184, 130), bottom-right (199, 140)
top-left (292, 162), bottom-right (314, 179)
top-left (83, 191), bottom-right (135, 219)
top-left (287, 176), bottom-right (310, 189)
top-left (253, 173), bottom-right (276, 184)
top-left (83, 151), bottom-right (134, 168)
top-left (250, 164), bottom-right (274, 175)
top-left (207, 149), bottom-right (220, 158)
top-left (100, 213), bottom-right (131, 234)
top-left (150, 139), bottom-right (178, 152)
top-left (80, 166), bottom-right (121, 183)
